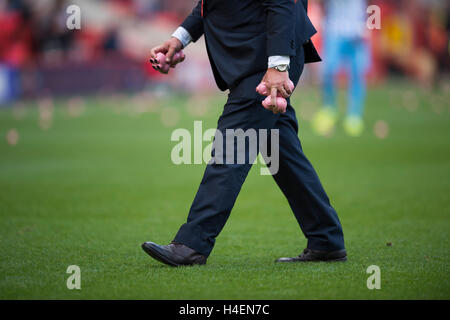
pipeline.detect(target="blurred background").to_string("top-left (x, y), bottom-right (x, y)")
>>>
top-left (0, 0), bottom-right (213, 102)
top-left (0, 0), bottom-right (449, 299)
top-left (0, 0), bottom-right (448, 103)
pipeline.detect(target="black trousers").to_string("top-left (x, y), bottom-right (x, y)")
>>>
top-left (174, 51), bottom-right (345, 257)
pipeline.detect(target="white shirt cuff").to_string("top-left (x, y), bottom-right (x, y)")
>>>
top-left (268, 55), bottom-right (290, 68)
top-left (171, 26), bottom-right (193, 49)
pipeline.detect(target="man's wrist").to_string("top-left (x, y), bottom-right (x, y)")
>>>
top-left (272, 64), bottom-right (289, 72)
top-left (268, 55), bottom-right (290, 69)
top-left (171, 26), bottom-right (193, 49)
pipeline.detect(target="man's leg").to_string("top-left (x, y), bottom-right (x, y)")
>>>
top-left (348, 39), bottom-right (369, 117)
top-left (174, 98), bottom-right (279, 257)
top-left (268, 105), bottom-right (345, 251)
top-left (312, 34), bottom-right (342, 136)
top-left (343, 39), bottom-right (370, 136)
top-left (322, 35), bottom-right (341, 110)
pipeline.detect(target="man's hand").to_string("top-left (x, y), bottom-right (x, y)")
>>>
top-left (261, 68), bottom-right (293, 113)
top-left (150, 37), bottom-right (184, 66)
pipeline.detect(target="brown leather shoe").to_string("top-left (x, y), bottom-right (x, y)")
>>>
top-left (275, 248), bottom-right (347, 262)
top-left (141, 241), bottom-right (207, 267)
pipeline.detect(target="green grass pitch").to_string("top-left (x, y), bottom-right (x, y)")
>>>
top-left (0, 81), bottom-right (449, 299)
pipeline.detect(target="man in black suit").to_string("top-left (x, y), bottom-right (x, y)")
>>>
top-left (142, 0), bottom-right (346, 266)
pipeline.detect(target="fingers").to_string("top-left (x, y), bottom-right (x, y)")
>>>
top-left (171, 55), bottom-right (184, 67)
top-left (270, 81), bottom-right (293, 99)
top-left (165, 46), bottom-right (176, 64)
top-left (279, 80), bottom-right (293, 98)
top-left (150, 44), bottom-right (185, 73)
top-left (279, 86), bottom-right (289, 99)
top-left (270, 87), bottom-right (278, 112)
top-left (260, 69), bottom-right (294, 113)
top-left (170, 54), bottom-right (185, 68)
top-left (284, 82), bottom-right (293, 96)
top-left (150, 45), bottom-right (167, 61)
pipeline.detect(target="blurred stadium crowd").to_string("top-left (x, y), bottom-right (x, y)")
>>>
top-left (0, 0), bottom-right (449, 104)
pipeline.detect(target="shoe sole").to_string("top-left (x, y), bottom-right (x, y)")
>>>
top-left (141, 243), bottom-right (180, 267)
top-left (326, 256), bottom-right (347, 262)
top-left (276, 256), bottom-right (348, 263)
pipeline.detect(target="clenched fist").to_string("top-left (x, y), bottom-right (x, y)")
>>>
top-left (150, 37), bottom-right (184, 66)
top-left (257, 68), bottom-right (295, 114)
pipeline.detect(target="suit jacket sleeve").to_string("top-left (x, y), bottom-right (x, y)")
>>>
top-left (180, 1), bottom-right (204, 42)
top-left (262, 0), bottom-right (296, 57)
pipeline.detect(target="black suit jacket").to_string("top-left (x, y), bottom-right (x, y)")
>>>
top-left (181, 0), bottom-right (321, 91)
